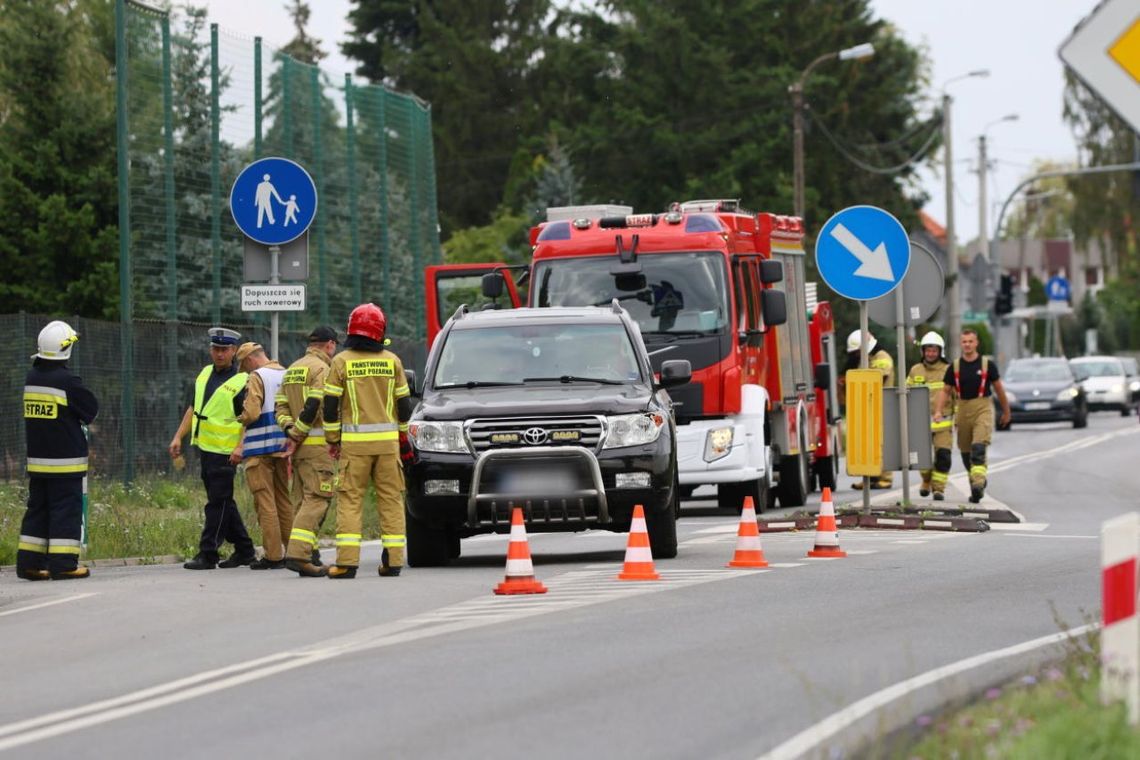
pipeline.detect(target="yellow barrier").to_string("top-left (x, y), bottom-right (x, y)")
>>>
top-left (845, 369), bottom-right (883, 476)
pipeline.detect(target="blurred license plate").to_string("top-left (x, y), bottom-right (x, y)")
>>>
top-left (501, 468), bottom-right (577, 495)
top-left (1025, 402), bottom-right (1050, 410)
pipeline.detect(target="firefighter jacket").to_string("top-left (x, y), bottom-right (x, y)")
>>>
top-left (907, 359), bottom-right (954, 431)
top-left (192, 365), bottom-right (248, 455)
top-left (23, 359), bottom-right (99, 478)
top-left (238, 361), bottom-right (288, 457)
top-left (871, 348), bottom-right (895, 387)
top-left (275, 347), bottom-right (332, 458)
top-left (322, 347), bottom-right (411, 454)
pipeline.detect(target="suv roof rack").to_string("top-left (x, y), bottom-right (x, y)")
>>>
top-left (610, 298), bottom-right (623, 315)
top-left (451, 304), bottom-right (469, 322)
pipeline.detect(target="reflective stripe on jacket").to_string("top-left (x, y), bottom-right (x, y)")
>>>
top-left (243, 365), bottom-right (287, 457)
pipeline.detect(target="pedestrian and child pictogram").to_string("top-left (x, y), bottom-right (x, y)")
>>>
top-left (230, 157), bottom-right (318, 245)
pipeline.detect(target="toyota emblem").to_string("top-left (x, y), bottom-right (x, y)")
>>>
top-left (522, 427), bottom-right (549, 445)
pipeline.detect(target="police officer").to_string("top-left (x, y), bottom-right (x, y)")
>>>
top-left (17, 321), bottom-right (99, 581)
top-left (934, 328), bottom-right (1011, 504)
top-left (322, 304), bottom-right (413, 579)
top-left (234, 342), bottom-right (293, 569)
top-left (169, 327), bottom-right (257, 570)
top-left (276, 326), bottom-right (339, 577)
top-left (845, 329), bottom-right (894, 489)
top-left (907, 331), bottom-right (954, 501)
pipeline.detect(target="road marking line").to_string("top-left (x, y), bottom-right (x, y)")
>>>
top-left (892, 540), bottom-right (927, 545)
top-left (758, 623), bottom-right (1098, 760)
top-left (692, 524), bottom-right (742, 535)
top-left (845, 550), bottom-right (878, 555)
top-left (768, 562), bottom-right (805, 568)
top-left (0, 594), bottom-right (97, 619)
top-left (988, 523), bottom-right (1049, 532)
top-left (996, 534), bottom-right (1098, 540)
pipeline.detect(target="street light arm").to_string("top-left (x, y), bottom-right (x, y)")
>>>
top-left (792, 51), bottom-right (840, 92)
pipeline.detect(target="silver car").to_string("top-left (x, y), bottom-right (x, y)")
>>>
top-left (1070, 356), bottom-right (1138, 416)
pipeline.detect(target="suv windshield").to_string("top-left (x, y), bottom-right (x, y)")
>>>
top-left (534, 252), bottom-right (729, 335)
top-left (1071, 359), bottom-right (1124, 378)
top-left (1005, 361), bottom-right (1073, 383)
top-left (433, 323), bottom-right (643, 387)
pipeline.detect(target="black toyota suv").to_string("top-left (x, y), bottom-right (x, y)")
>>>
top-left (404, 303), bottom-right (691, 566)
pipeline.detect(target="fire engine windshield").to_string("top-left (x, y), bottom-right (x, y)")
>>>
top-left (534, 252), bottom-right (729, 335)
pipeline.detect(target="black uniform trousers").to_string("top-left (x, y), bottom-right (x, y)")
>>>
top-left (17, 477), bottom-right (84, 575)
top-left (198, 451), bottom-right (254, 560)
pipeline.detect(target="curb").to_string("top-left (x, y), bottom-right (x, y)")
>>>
top-left (1, 541), bottom-right (336, 573)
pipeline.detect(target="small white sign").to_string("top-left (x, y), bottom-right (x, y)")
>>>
top-left (241, 284), bottom-right (306, 312)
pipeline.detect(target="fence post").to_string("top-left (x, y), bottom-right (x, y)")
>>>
top-left (254, 37), bottom-right (262, 160)
top-left (115, 0), bottom-right (136, 484)
top-left (378, 90), bottom-right (391, 310)
top-left (346, 73), bottom-right (362, 304)
top-left (311, 67), bottom-right (327, 323)
top-left (423, 103), bottom-right (441, 265)
top-left (1101, 512), bottom-right (1140, 726)
top-left (161, 10), bottom-right (180, 440)
top-left (408, 104), bottom-right (422, 340)
top-left (209, 23), bottom-right (221, 324)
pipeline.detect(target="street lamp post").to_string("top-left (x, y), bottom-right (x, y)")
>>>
top-left (790, 42), bottom-right (875, 221)
top-left (942, 70), bottom-right (990, 357)
top-left (977, 114), bottom-right (1019, 263)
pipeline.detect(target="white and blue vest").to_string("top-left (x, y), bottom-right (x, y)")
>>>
top-left (244, 366), bottom-right (288, 457)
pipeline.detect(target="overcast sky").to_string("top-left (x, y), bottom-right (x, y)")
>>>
top-left (203, 0), bottom-right (1100, 244)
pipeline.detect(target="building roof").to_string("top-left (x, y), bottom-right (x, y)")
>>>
top-left (919, 211), bottom-right (947, 247)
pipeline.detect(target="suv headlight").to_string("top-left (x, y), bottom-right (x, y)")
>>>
top-left (408, 421), bottom-right (467, 453)
top-left (703, 426), bottom-right (734, 462)
top-left (1055, 387), bottom-right (1079, 401)
top-left (602, 413), bottom-right (665, 449)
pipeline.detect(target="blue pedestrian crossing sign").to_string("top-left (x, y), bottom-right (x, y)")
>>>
top-left (1046, 275), bottom-right (1071, 302)
top-left (814, 205), bottom-right (911, 301)
top-left (229, 157), bottom-right (318, 245)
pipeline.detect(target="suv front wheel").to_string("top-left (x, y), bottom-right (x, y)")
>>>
top-left (406, 508), bottom-right (451, 567)
top-left (644, 490), bottom-right (679, 559)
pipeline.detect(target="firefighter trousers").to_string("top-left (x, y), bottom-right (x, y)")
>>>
top-left (956, 398), bottom-right (993, 490)
top-left (286, 453), bottom-right (336, 562)
top-left (17, 477), bottom-right (83, 575)
top-left (244, 455), bottom-right (294, 561)
top-left (920, 426), bottom-right (954, 494)
top-left (199, 451), bottom-right (255, 561)
top-left (334, 451), bottom-right (406, 568)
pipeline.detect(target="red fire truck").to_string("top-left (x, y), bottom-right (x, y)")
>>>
top-left (424, 200), bottom-right (838, 509)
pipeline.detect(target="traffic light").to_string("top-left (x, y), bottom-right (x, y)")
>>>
top-left (995, 273), bottom-right (1014, 316)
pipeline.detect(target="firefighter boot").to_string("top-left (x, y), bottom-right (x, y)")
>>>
top-left (183, 554), bottom-right (217, 570)
top-left (310, 548), bottom-right (323, 567)
top-left (919, 471), bottom-right (932, 498)
top-left (17, 569), bottom-right (50, 581)
top-left (326, 565), bottom-right (357, 579)
top-left (378, 548), bottom-right (401, 577)
top-left (218, 551), bottom-right (255, 568)
top-left (285, 558), bottom-right (327, 577)
top-left (51, 567), bottom-right (90, 580)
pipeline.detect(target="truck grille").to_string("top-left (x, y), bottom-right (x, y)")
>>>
top-left (466, 416), bottom-right (604, 453)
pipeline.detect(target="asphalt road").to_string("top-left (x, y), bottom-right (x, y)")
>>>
top-left (1, 411), bottom-right (1136, 759)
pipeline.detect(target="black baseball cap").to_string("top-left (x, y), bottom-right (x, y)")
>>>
top-left (307, 325), bottom-right (340, 343)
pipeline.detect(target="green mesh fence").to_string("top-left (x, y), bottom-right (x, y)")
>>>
top-left (1, 315), bottom-right (426, 482)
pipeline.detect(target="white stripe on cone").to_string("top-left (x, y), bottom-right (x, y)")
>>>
top-left (623, 546), bottom-right (654, 563)
top-left (630, 516), bottom-right (648, 533)
top-left (510, 523), bottom-right (527, 539)
top-left (505, 558), bottom-right (535, 575)
top-left (737, 535), bottom-right (762, 551)
top-left (814, 531), bottom-right (840, 546)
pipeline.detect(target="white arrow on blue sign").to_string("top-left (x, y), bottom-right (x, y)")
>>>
top-left (814, 205), bottom-right (911, 301)
top-left (229, 157), bottom-right (318, 245)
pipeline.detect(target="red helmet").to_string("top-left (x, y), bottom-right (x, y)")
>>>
top-left (347, 303), bottom-right (386, 341)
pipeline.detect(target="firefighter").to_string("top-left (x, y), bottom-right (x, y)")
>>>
top-left (845, 329), bottom-right (894, 489)
top-left (169, 327), bottom-right (257, 570)
top-left (934, 328), bottom-right (1011, 504)
top-left (907, 331), bottom-right (954, 501)
top-left (17, 321), bottom-right (99, 581)
top-left (234, 342), bottom-right (293, 569)
top-left (322, 304), bottom-right (414, 579)
top-left (277, 326), bottom-right (340, 577)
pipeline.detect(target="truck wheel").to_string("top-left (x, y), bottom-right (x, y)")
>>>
top-left (448, 530), bottom-right (462, 560)
top-left (778, 451), bottom-right (809, 508)
top-left (814, 455), bottom-right (837, 491)
top-left (645, 500), bottom-right (678, 559)
top-left (718, 478), bottom-right (770, 513)
top-left (406, 509), bottom-right (451, 567)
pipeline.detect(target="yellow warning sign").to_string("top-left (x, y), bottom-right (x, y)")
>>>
top-left (1109, 18), bottom-right (1140, 83)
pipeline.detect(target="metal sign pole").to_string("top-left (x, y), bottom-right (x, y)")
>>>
top-left (269, 245), bottom-right (280, 360)
top-left (895, 292), bottom-right (910, 505)
top-left (859, 301), bottom-right (871, 510)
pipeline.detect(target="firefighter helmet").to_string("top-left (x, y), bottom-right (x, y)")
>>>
top-left (918, 331), bottom-right (945, 351)
top-left (846, 329), bottom-right (874, 353)
top-left (347, 303), bottom-right (386, 342)
top-left (33, 320), bottom-right (79, 361)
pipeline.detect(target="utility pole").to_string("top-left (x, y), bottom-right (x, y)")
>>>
top-left (978, 134), bottom-right (989, 262)
top-left (943, 92), bottom-right (962, 354)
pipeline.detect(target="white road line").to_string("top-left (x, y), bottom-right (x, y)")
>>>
top-left (0, 594), bottom-right (97, 619)
top-left (988, 522), bottom-right (1049, 532)
top-left (892, 540), bottom-right (927, 545)
top-left (758, 623), bottom-right (1098, 760)
top-left (768, 562), bottom-right (805, 568)
top-left (845, 550), bottom-right (878, 555)
top-left (692, 524), bottom-right (742, 535)
top-left (995, 534), bottom-right (1098, 540)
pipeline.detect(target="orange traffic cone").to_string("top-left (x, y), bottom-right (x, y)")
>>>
top-left (617, 504), bottom-right (660, 581)
top-left (727, 496), bottom-right (769, 568)
top-left (493, 507), bottom-right (548, 595)
top-left (807, 487), bottom-right (847, 558)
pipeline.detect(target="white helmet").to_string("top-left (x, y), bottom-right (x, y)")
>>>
top-left (918, 331), bottom-right (945, 350)
top-left (846, 329), bottom-right (873, 352)
top-left (34, 320), bottom-right (79, 361)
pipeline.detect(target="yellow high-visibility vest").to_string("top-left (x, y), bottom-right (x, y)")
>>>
top-left (191, 366), bottom-right (248, 454)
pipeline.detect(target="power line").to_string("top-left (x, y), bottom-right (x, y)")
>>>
top-left (808, 108), bottom-right (944, 175)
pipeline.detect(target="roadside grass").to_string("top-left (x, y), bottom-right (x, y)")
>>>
top-left (894, 626), bottom-right (1140, 759)
top-left (0, 473), bottom-right (383, 564)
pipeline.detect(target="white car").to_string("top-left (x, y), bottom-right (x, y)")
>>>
top-left (1070, 356), bottom-right (1138, 416)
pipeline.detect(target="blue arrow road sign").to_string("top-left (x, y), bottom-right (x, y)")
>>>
top-left (814, 205), bottom-right (911, 301)
top-left (229, 157), bottom-right (318, 245)
top-left (1046, 275), bottom-right (1071, 302)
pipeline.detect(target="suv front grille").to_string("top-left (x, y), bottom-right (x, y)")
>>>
top-left (467, 416), bottom-right (604, 453)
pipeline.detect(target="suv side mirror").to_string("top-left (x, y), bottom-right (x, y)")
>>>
top-left (759, 259), bottom-right (783, 284)
top-left (760, 289), bottom-right (787, 327)
top-left (481, 272), bottom-right (504, 299)
top-left (404, 369), bottom-right (419, 397)
top-left (658, 359), bottom-right (692, 389)
top-left (813, 362), bottom-right (830, 390)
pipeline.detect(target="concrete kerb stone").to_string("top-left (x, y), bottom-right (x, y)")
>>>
top-left (1, 540), bottom-right (336, 573)
top-left (761, 504), bottom-right (994, 534)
